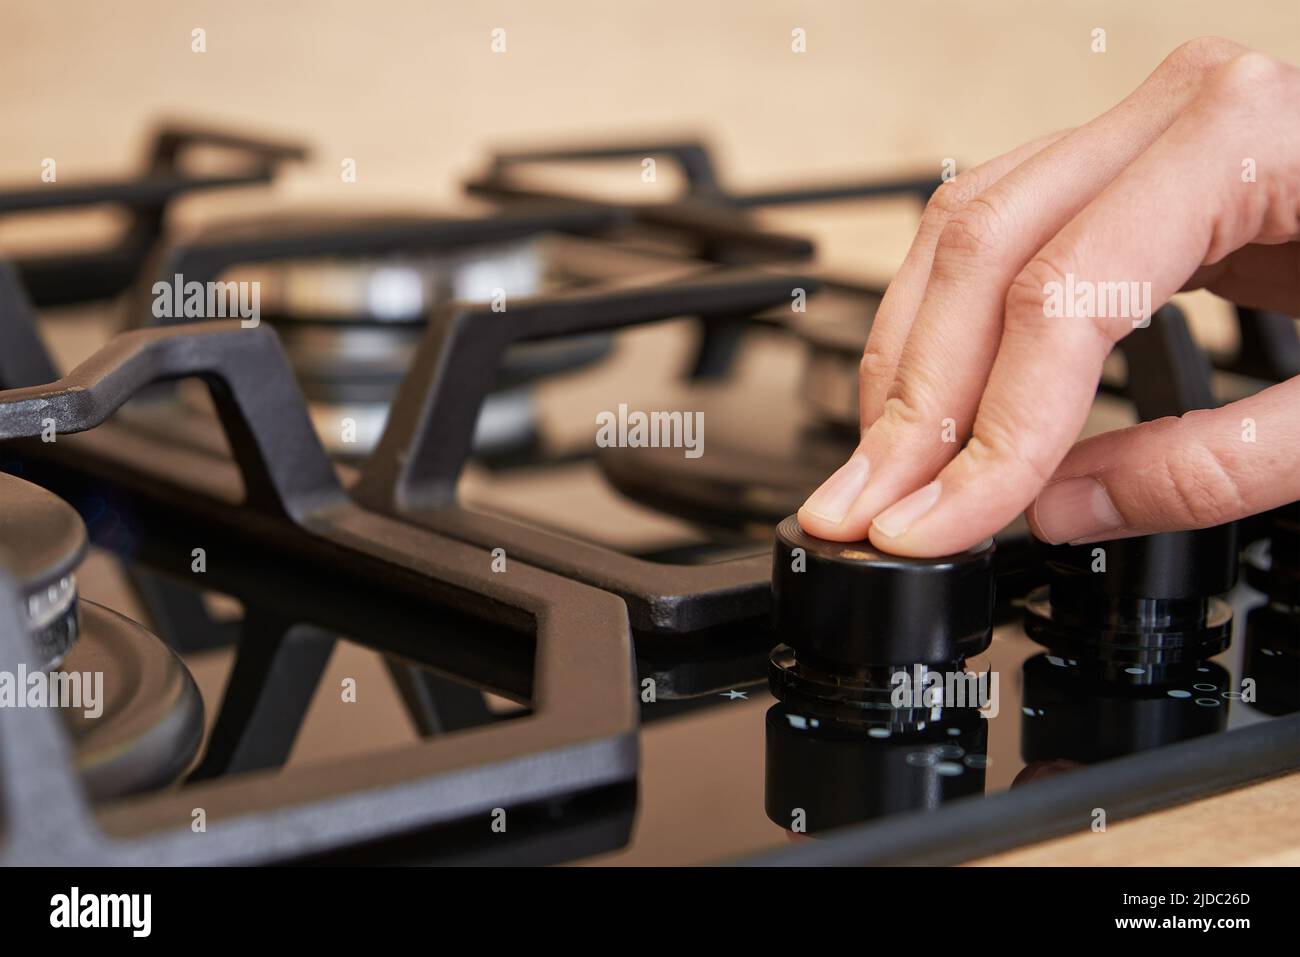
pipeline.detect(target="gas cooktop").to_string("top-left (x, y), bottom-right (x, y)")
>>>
top-left (0, 126), bottom-right (1296, 866)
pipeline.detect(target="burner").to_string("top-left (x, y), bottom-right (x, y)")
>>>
top-left (62, 601), bottom-right (204, 801)
top-left (257, 230), bottom-right (558, 459)
top-left (144, 207), bottom-right (630, 458)
top-left (0, 472), bottom-right (86, 669)
top-left (256, 228), bottom-right (547, 322)
top-left (0, 473), bottom-right (203, 799)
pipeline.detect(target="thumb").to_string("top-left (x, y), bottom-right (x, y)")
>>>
top-left (1028, 378), bottom-right (1300, 545)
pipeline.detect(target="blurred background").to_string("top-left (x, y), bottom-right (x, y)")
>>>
top-left (5, 0), bottom-right (1299, 220)
top-left (6, 0), bottom-right (1298, 364)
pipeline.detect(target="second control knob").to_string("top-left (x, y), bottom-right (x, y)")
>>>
top-left (1024, 524), bottom-right (1238, 682)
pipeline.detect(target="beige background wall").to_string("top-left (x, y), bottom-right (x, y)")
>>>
top-left (4, 0), bottom-right (1299, 212)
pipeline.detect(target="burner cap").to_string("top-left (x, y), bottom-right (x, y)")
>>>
top-left (61, 600), bottom-right (204, 801)
top-left (0, 473), bottom-right (86, 592)
top-left (0, 473), bottom-right (87, 668)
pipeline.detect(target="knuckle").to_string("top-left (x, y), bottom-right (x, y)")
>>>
top-left (859, 346), bottom-right (895, 386)
top-left (1159, 36), bottom-right (1248, 80)
top-left (965, 430), bottom-right (1055, 488)
top-left (878, 390), bottom-right (931, 433)
top-left (1155, 434), bottom-right (1248, 527)
top-left (918, 176), bottom-right (984, 239)
top-left (1205, 50), bottom-right (1292, 103)
top-left (1004, 257), bottom-right (1064, 334)
top-left (1005, 255), bottom-right (1130, 344)
top-left (933, 197), bottom-right (1006, 267)
top-left (925, 177), bottom-right (977, 219)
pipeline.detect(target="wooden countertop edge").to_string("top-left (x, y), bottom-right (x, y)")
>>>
top-left (970, 769), bottom-right (1300, 866)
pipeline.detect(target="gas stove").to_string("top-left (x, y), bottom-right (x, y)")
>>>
top-left (0, 126), bottom-right (1296, 866)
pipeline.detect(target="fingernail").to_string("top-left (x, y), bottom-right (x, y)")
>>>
top-left (802, 454), bottom-right (870, 524)
top-left (872, 480), bottom-right (942, 539)
top-left (1031, 476), bottom-right (1124, 544)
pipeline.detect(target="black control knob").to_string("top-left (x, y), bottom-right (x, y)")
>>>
top-left (769, 516), bottom-right (995, 720)
top-left (1024, 524), bottom-right (1238, 681)
top-left (772, 515), bottom-right (995, 671)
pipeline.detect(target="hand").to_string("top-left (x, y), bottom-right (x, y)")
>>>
top-left (797, 38), bottom-right (1300, 556)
